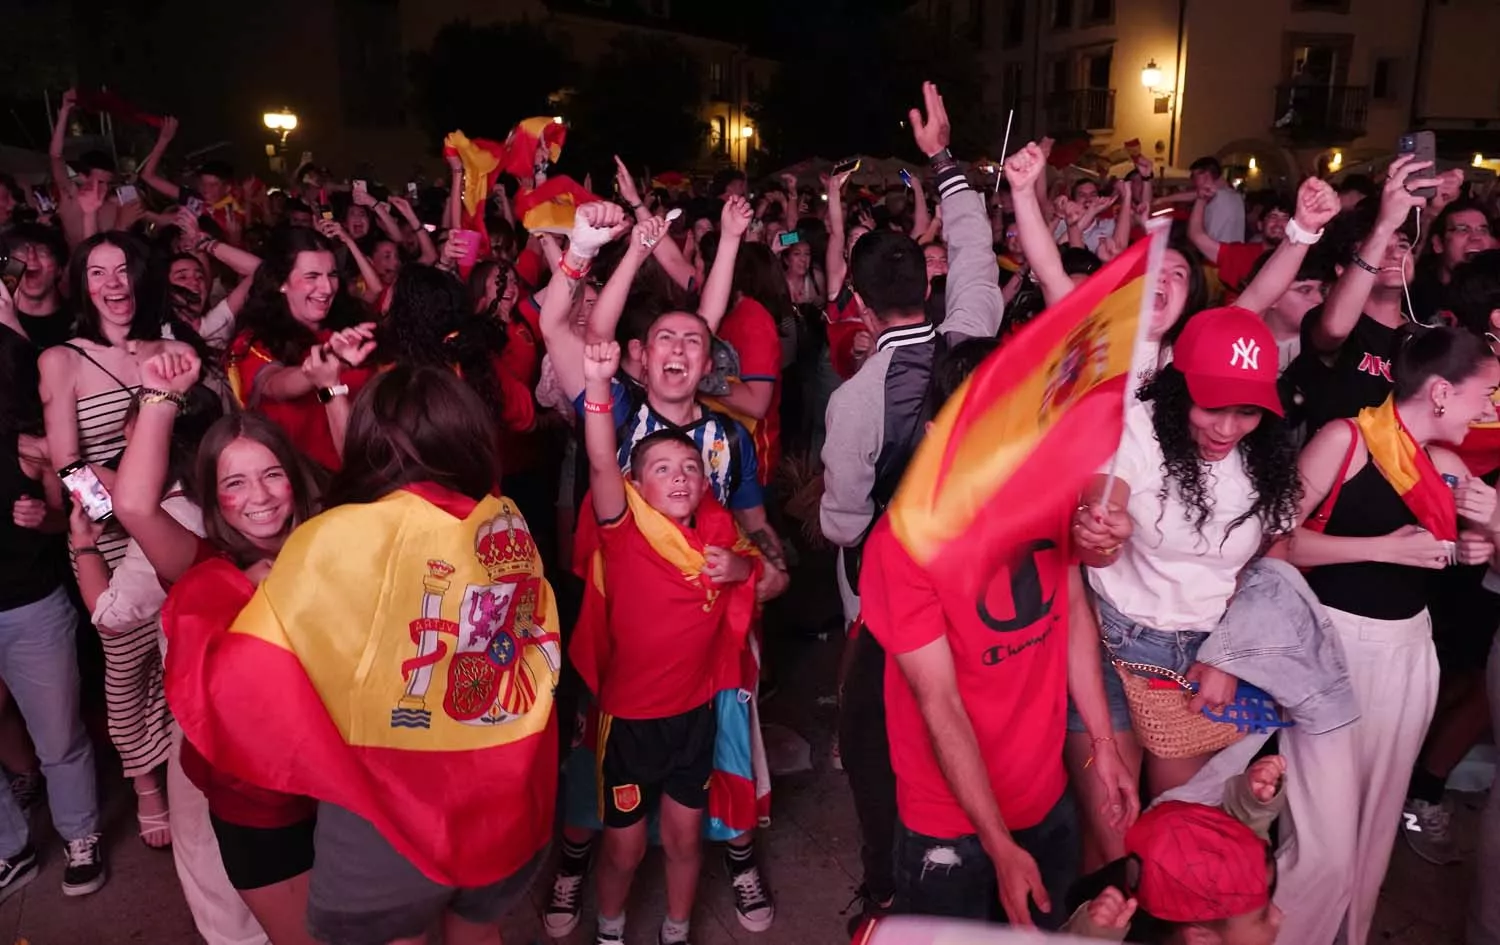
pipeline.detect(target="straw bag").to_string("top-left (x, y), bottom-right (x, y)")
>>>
top-left (1113, 659), bottom-right (1267, 760)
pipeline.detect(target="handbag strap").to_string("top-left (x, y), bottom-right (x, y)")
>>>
top-left (1113, 657), bottom-right (1195, 691)
top-left (1307, 419), bottom-right (1360, 532)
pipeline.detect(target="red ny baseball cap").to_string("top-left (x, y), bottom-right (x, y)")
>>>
top-left (1172, 306), bottom-right (1285, 417)
top-left (1124, 801), bottom-right (1272, 923)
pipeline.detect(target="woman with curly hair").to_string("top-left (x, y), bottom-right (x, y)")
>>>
top-left (1285, 325), bottom-right (1499, 945)
top-left (1066, 307), bottom-right (1302, 867)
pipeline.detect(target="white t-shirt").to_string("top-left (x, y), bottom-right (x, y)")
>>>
top-left (1088, 400), bottom-right (1263, 631)
top-left (1052, 216), bottom-right (1116, 255)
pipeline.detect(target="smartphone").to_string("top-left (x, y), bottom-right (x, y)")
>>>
top-left (59, 462), bottom-right (114, 523)
top-left (1398, 131), bottom-right (1438, 200)
top-left (899, 168), bottom-right (913, 188)
top-left (0, 254), bottom-right (23, 293)
top-left (116, 184), bottom-right (139, 205)
top-left (353, 179), bottom-right (368, 196)
top-left (185, 195), bottom-right (205, 218)
top-left (34, 189), bottom-right (54, 213)
top-left (833, 157), bottom-right (862, 177)
top-left (406, 182), bottom-right (419, 200)
top-left (321, 210), bottom-right (335, 221)
top-left (778, 231), bottom-right (801, 247)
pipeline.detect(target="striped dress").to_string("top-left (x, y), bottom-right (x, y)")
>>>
top-left (77, 384), bottom-right (175, 778)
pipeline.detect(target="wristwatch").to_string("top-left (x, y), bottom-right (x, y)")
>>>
top-left (1285, 218), bottom-right (1324, 246)
top-left (316, 384), bottom-right (350, 404)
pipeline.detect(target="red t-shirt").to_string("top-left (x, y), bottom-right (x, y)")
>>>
top-left (596, 508), bottom-right (730, 720)
top-left (228, 330), bottom-right (372, 472)
top-left (1216, 242), bottom-right (1267, 299)
top-left (859, 517), bottom-right (1071, 838)
top-left (718, 297), bottom-right (782, 483)
top-left (167, 540), bottom-right (318, 828)
top-left (826, 290), bottom-right (867, 381)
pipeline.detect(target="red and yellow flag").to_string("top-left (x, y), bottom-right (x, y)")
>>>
top-left (886, 235), bottom-right (1158, 598)
top-left (1354, 396), bottom-right (1459, 540)
top-left (1455, 422), bottom-right (1500, 478)
top-left (164, 487), bottom-right (560, 887)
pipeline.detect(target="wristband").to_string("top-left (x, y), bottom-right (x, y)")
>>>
top-left (1285, 218), bottom-right (1324, 246)
top-left (927, 147), bottom-right (955, 166)
top-left (317, 384), bottom-right (350, 404)
top-left (139, 388), bottom-right (187, 409)
top-left (1351, 252), bottom-right (1381, 275)
top-left (70, 546), bottom-right (103, 560)
top-left (583, 400), bottom-right (613, 414)
top-left (559, 256), bottom-right (592, 281)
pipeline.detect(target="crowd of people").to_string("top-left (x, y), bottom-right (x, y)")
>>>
top-left (3, 78), bottom-right (1500, 945)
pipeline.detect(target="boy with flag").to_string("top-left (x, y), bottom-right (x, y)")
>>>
top-left (571, 339), bottom-right (762, 945)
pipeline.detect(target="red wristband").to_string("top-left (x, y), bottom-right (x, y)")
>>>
top-left (559, 256), bottom-right (592, 281)
top-left (583, 400), bottom-right (612, 414)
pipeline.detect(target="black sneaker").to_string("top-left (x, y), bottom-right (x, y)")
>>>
top-left (0, 845), bottom-right (38, 903)
top-left (843, 885), bottom-right (893, 937)
top-left (61, 834), bottom-right (106, 896)
top-left (544, 868), bottom-right (585, 938)
top-left (728, 862), bottom-right (775, 932)
top-left (10, 772), bottom-right (43, 813)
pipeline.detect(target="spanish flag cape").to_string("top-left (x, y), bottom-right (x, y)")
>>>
top-left (1454, 420), bottom-right (1500, 478)
top-left (164, 486), bottom-right (561, 887)
top-left (566, 483), bottom-right (769, 837)
top-left (887, 234), bottom-right (1159, 598)
top-left (444, 120), bottom-right (601, 244)
top-left (1354, 396), bottom-right (1459, 540)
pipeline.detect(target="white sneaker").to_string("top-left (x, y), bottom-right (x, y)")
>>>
top-left (1402, 799), bottom-right (1461, 865)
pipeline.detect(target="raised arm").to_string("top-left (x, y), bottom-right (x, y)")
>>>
top-left (139, 116), bottom-right (183, 201)
top-left (113, 348), bottom-right (207, 585)
top-left (48, 89), bottom-right (76, 197)
top-left (582, 341), bottom-right (627, 523)
top-left (779, 174), bottom-right (800, 233)
top-left (1310, 156), bottom-right (1429, 355)
top-left (1005, 143), bottom-right (1074, 306)
top-left (617, 156), bottom-right (693, 290)
top-left (698, 196), bottom-right (753, 331)
top-left (316, 219), bottom-right (382, 304)
top-left (544, 202), bottom-right (630, 400)
top-left (444, 152), bottom-right (464, 231)
top-left (388, 195), bottom-right (437, 265)
top-left (909, 173), bottom-right (932, 240)
top-left (588, 216), bottom-right (668, 344)
top-left (824, 170), bottom-right (854, 301)
top-left (1187, 194), bottom-right (1221, 263)
top-left (1237, 178), bottom-right (1340, 315)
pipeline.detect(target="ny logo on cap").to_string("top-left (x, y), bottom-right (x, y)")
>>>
top-left (1230, 337), bottom-right (1260, 371)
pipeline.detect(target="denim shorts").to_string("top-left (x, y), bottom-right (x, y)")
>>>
top-left (1066, 599), bottom-right (1210, 733)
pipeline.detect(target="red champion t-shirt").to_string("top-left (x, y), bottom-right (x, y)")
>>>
top-left (859, 516), bottom-right (1071, 838)
top-left (717, 297), bottom-right (782, 485)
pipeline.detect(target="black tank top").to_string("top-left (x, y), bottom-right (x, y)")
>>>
top-left (1305, 459), bottom-right (1430, 621)
top-left (0, 438), bottom-right (65, 610)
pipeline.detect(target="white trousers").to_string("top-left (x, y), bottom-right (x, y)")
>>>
top-left (167, 730), bottom-right (270, 945)
top-left (1275, 606), bottom-right (1438, 945)
top-left (1469, 629), bottom-right (1500, 944)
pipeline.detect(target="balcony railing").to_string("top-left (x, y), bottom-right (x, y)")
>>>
top-left (1045, 89), bottom-right (1116, 133)
top-left (1272, 84), bottom-right (1369, 142)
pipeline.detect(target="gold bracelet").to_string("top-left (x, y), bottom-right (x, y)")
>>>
top-left (139, 388), bottom-right (186, 409)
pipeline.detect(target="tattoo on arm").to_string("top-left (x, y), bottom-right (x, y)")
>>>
top-left (747, 528), bottom-right (787, 571)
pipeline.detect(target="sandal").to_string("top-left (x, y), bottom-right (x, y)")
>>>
top-left (135, 788), bottom-right (171, 849)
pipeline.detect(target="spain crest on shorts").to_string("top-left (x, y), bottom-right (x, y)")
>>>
top-left (612, 783), bottom-right (642, 814)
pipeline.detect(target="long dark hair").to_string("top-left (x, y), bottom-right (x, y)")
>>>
top-left (67, 231), bottom-right (215, 364)
top-left (326, 365), bottom-right (500, 507)
top-left (380, 266), bottom-right (510, 424)
top-left (1139, 365), bottom-right (1302, 542)
top-left (236, 227), bottom-right (359, 365)
top-left (192, 413), bottom-right (324, 568)
top-left (1158, 239), bottom-right (1211, 347)
top-left (734, 242), bottom-right (798, 327)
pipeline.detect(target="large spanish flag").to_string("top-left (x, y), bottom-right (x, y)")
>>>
top-left (1354, 396), bottom-right (1459, 540)
top-left (886, 233), bottom-right (1161, 598)
top-left (164, 486), bottom-right (561, 887)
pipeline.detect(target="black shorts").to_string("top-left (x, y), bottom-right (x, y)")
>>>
top-left (597, 702), bottom-right (715, 828)
top-left (209, 814), bottom-right (317, 891)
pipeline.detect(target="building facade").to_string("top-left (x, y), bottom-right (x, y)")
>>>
top-left (917, 0), bottom-right (1500, 183)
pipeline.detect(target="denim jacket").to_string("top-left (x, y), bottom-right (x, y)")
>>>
top-left (1197, 556), bottom-right (1358, 736)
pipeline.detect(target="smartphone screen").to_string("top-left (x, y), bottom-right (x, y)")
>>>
top-left (353, 179), bottom-right (368, 196)
top-left (34, 190), bottom-right (54, 213)
top-left (60, 462), bottom-right (114, 523)
top-left (899, 168), bottom-right (913, 188)
top-left (185, 195), bottom-right (205, 218)
top-left (407, 182), bottom-right (419, 200)
top-left (778, 231), bottom-right (801, 247)
top-left (1398, 132), bottom-right (1438, 200)
top-left (116, 184), bottom-right (139, 205)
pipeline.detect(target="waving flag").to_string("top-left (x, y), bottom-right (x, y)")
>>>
top-left (1355, 396), bottom-right (1459, 540)
top-left (164, 488), bottom-right (560, 887)
top-left (886, 230), bottom-right (1163, 599)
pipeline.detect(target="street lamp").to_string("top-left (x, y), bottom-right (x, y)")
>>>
top-left (740, 124), bottom-right (755, 139)
top-left (263, 109), bottom-right (298, 146)
top-left (1140, 60), bottom-right (1164, 93)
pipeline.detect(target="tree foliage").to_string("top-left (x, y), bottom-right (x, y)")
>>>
top-left (563, 33), bottom-right (709, 185)
top-left (408, 20), bottom-right (577, 148)
top-left (751, 14), bottom-right (989, 167)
